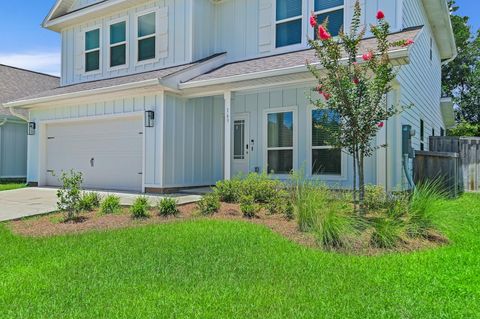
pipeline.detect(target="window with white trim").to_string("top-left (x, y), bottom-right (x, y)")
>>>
top-left (311, 109), bottom-right (342, 175)
top-left (137, 12), bottom-right (156, 62)
top-left (110, 21), bottom-right (127, 68)
top-left (267, 111), bottom-right (294, 174)
top-left (85, 28), bottom-right (100, 72)
top-left (275, 0), bottom-right (303, 48)
top-left (314, 0), bottom-right (344, 38)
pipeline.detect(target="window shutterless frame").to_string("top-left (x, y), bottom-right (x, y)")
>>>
top-left (307, 106), bottom-right (347, 180)
top-left (84, 26), bottom-right (102, 74)
top-left (263, 106), bottom-right (298, 177)
top-left (108, 18), bottom-right (129, 71)
top-left (135, 9), bottom-right (159, 65)
top-left (311, 0), bottom-right (345, 38)
top-left (273, 0), bottom-right (305, 51)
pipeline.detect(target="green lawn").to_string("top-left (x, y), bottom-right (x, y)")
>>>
top-left (1, 195), bottom-right (479, 318)
top-left (0, 183), bottom-right (25, 192)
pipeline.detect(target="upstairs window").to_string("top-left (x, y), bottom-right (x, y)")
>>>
top-left (311, 109), bottom-right (342, 176)
top-left (275, 0), bottom-right (302, 48)
top-left (314, 0), bottom-right (344, 37)
top-left (110, 21), bottom-right (127, 68)
top-left (85, 29), bottom-right (100, 72)
top-left (137, 12), bottom-right (156, 62)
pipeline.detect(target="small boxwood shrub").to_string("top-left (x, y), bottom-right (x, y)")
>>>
top-left (197, 193), bottom-right (220, 215)
top-left (157, 198), bottom-right (178, 217)
top-left (240, 195), bottom-right (260, 218)
top-left (214, 178), bottom-right (242, 203)
top-left (131, 196), bottom-right (150, 218)
top-left (241, 173), bottom-right (283, 203)
top-left (100, 195), bottom-right (121, 215)
top-left (79, 192), bottom-right (101, 212)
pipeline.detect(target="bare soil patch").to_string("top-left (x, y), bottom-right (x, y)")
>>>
top-left (8, 203), bottom-right (446, 255)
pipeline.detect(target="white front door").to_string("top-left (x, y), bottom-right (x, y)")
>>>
top-left (45, 115), bottom-right (143, 192)
top-left (231, 114), bottom-right (250, 176)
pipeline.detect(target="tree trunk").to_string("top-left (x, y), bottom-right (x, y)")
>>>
top-left (352, 145), bottom-right (358, 214)
top-left (358, 151), bottom-right (366, 215)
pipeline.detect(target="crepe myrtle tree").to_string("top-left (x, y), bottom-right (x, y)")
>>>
top-left (307, 1), bottom-right (414, 213)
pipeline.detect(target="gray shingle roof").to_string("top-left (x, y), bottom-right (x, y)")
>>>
top-left (0, 65), bottom-right (59, 116)
top-left (186, 27), bottom-right (422, 84)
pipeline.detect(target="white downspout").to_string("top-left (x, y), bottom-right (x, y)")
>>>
top-left (8, 106), bottom-right (28, 121)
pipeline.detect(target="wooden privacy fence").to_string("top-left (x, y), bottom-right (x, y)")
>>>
top-left (414, 136), bottom-right (480, 196)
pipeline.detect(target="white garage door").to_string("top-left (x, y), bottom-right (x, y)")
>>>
top-left (46, 116), bottom-right (143, 192)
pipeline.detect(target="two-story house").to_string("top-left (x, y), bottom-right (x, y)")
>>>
top-left (3, 0), bottom-right (456, 193)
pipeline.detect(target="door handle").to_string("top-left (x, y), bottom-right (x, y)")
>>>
top-left (90, 158), bottom-right (95, 167)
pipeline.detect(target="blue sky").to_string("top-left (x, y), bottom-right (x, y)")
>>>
top-left (0, 0), bottom-right (478, 76)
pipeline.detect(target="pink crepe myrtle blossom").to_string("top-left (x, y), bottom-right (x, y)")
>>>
top-left (322, 92), bottom-right (331, 100)
top-left (403, 39), bottom-right (415, 47)
top-left (353, 77), bottom-right (360, 85)
top-left (362, 52), bottom-right (373, 61)
top-left (318, 25), bottom-right (331, 40)
top-left (377, 122), bottom-right (385, 128)
top-left (376, 10), bottom-right (385, 20)
top-left (310, 15), bottom-right (317, 28)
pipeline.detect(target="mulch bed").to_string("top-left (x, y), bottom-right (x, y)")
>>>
top-left (8, 203), bottom-right (447, 255)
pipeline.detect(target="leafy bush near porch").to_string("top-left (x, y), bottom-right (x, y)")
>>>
top-left (79, 192), bottom-right (102, 212)
top-left (240, 195), bottom-right (260, 218)
top-left (56, 170), bottom-right (83, 221)
top-left (100, 195), bottom-right (121, 215)
top-left (214, 178), bottom-right (242, 203)
top-left (197, 193), bottom-right (220, 215)
top-left (157, 198), bottom-right (178, 217)
top-left (131, 197), bottom-right (150, 218)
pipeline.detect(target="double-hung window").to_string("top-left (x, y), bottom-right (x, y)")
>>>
top-left (110, 21), bottom-right (127, 68)
top-left (311, 109), bottom-right (342, 176)
top-left (275, 0), bottom-right (302, 48)
top-left (85, 29), bottom-right (100, 73)
top-left (137, 12), bottom-right (156, 62)
top-left (314, 0), bottom-right (344, 37)
top-left (267, 111), bottom-right (294, 174)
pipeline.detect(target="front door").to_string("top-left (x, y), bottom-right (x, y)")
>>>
top-left (232, 114), bottom-right (250, 176)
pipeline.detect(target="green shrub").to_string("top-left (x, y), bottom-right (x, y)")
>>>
top-left (197, 193), bottom-right (221, 215)
top-left (157, 198), bottom-right (178, 217)
top-left (364, 185), bottom-right (387, 211)
top-left (100, 195), bottom-right (121, 215)
top-left (370, 217), bottom-right (403, 249)
top-left (241, 173), bottom-right (283, 203)
top-left (240, 195), bottom-right (260, 218)
top-left (214, 178), bottom-right (242, 203)
top-left (406, 180), bottom-right (446, 238)
top-left (314, 201), bottom-right (354, 248)
top-left (131, 196), bottom-right (150, 218)
top-left (294, 183), bottom-right (330, 232)
top-left (79, 192), bottom-right (101, 212)
top-left (56, 170), bottom-right (83, 221)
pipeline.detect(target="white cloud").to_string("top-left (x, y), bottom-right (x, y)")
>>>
top-left (0, 52), bottom-right (61, 76)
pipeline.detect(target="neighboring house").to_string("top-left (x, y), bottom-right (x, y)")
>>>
top-left (3, 0), bottom-right (456, 193)
top-left (0, 65), bottom-right (59, 181)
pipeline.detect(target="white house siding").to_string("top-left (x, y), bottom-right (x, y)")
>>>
top-left (192, 0), bottom-right (216, 61)
top-left (0, 119), bottom-right (27, 179)
top-left (398, 0), bottom-right (444, 152)
top-left (162, 94), bottom-right (224, 188)
top-left (61, 0), bottom-right (191, 86)
top-left (211, 0), bottom-right (400, 63)
top-left (230, 85), bottom-right (377, 188)
top-left (27, 93), bottom-right (164, 187)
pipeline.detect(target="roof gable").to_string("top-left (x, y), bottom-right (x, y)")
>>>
top-left (44, 0), bottom-right (105, 25)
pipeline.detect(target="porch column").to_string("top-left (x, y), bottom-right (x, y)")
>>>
top-left (224, 91), bottom-right (232, 180)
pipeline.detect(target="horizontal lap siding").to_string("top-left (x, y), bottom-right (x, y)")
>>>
top-left (163, 94), bottom-right (224, 187)
top-left (399, 0), bottom-right (443, 152)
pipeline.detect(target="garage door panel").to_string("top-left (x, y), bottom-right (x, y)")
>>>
top-left (46, 116), bottom-right (143, 192)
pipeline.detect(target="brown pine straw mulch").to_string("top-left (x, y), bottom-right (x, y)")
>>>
top-left (8, 203), bottom-right (447, 255)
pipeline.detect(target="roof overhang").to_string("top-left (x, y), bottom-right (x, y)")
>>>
top-left (44, 0), bottom-right (142, 32)
top-left (179, 47), bottom-right (410, 92)
top-left (421, 0), bottom-right (457, 60)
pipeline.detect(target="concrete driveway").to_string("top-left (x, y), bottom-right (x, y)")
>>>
top-left (0, 187), bottom-right (202, 222)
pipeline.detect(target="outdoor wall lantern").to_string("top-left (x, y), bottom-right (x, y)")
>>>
top-left (145, 110), bottom-right (155, 128)
top-left (28, 122), bottom-right (36, 135)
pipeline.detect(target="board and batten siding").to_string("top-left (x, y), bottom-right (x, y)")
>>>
top-left (231, 85), bottom-right (377, 188)
top-left (398, 0), bottom-right (444, 152)
top-left (27, 93), bottom-right (164, 187)
top-left (61, 0), bottom-right (191, 86)
top-left (0, 120), bottom-right (27, 178)
top-left (162, 94), bottom-right (224, 188)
